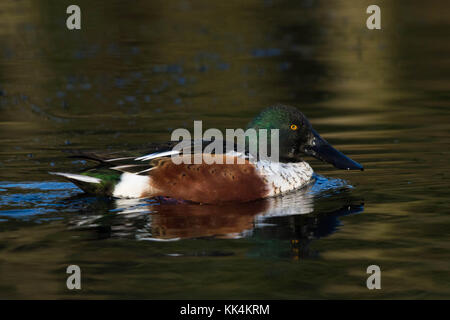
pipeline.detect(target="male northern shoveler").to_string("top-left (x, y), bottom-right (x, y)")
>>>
top-left (51, 104), bottom-right (363, 204)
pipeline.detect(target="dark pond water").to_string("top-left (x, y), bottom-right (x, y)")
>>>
top-left (0, 0), bottom-right (449, 299)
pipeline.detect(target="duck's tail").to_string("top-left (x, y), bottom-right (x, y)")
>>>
top-left (49, 170), bottom-right (121, 196)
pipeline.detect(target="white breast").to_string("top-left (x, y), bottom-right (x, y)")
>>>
top-left (255, 161), bottom-right (314, 197)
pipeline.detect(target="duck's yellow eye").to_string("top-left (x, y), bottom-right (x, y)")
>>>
top-left (290, 124), bottom-right (298, 130)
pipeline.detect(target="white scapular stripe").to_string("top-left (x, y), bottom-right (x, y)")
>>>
top-left (224, 150), bottom-right (248, 159)
top-left (104, 157), bottom-right (136, 162)
top-left (112, 172), bottom-right (151, 198)
top-left (110, 164), bottom-right (147, 171)
top-left (135, 150), bottom-right (180, 161)
top-left (49, 172), bottom-right (101, 184)
top-left (134, 167), bottom-right (156, 175)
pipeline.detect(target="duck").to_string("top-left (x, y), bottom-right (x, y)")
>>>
top-left (50, 104), bottom-right (363, 204)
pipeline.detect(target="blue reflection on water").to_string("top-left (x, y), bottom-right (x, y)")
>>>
top-left (0, 174), bottom-right (357, 221)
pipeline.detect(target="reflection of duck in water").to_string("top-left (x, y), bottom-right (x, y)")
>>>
top-left (68, 176), bottom-right (363, 259)
top-left (51, 105), bottom-right (363, 204)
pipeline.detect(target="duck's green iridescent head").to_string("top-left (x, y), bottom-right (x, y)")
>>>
top-left (247, 104), bottom-right (363, 170)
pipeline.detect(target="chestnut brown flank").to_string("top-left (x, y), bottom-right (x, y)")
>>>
top-left (146, 155), bottom-right (269, 204)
